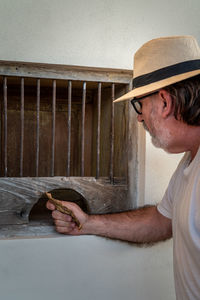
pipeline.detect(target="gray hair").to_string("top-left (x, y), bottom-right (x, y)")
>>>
top-left (164, 75), bottom-right (200, 126)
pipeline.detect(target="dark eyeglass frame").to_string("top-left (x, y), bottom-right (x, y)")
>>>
top-left (130, 91), bottom-right (158, 114)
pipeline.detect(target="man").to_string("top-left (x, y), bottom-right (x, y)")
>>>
top-left (46, 36), bottom-right (200, 299)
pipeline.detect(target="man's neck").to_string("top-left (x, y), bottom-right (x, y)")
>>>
top-left (165, 119), bottom-right (200, 159)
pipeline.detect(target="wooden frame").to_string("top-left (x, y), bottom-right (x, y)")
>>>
top-left (0, 60), bottom-right (145, 239)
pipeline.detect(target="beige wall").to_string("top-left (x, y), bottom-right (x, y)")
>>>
top-left (0, 237), bottom-right (175, 300)
top-left (0, 0), bottom-right (199, 299)
top-left (0, 0), bottom-right (199, 69)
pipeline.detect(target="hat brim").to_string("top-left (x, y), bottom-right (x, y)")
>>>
top-left (114, 69), bottom-right (200, 103)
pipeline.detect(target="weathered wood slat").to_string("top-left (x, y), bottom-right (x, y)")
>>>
top-left (0, 177), bottom-right (129, 227)
top-left (36, 79), bottom-right (40, 176)
top-left (3, 77), bottom-right (8, 176)
top-left (110, 83), bottom-right (115, 183)
top-left (20, 78), bottom-right (24, 177)
top-left (96, 82), bottom-right (101, 179)
top-left (0, 224), bottom-right (58, 240)
top-left (51, 80), bottom-right (56, 176)
top-left (67, 80), bottom-right (72, 176)
top-left (81, 82), bottom-right (86, 176)
top-left (0, 60), bottom-right (132, 84)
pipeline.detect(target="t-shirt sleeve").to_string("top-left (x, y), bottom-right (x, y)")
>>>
top-left (157, 187), bottom-right (173, 219)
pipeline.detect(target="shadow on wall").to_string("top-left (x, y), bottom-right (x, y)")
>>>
top-left (29, 188), bottom-right (88, 225)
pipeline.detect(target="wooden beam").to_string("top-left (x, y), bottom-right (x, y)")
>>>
top-left (0, 60), bottom-right (132, 84)
top-left (0, 177), bottom-right (129, 227)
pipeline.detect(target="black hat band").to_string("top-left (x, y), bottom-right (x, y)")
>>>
top-left (133, 59), bottom-right (200, 88)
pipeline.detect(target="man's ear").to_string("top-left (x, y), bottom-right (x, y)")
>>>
top-left (158, 89), bottom-right (174, 118)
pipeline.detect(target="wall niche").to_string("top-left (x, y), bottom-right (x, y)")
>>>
top-left (0, 60), bottom-right (143, 239)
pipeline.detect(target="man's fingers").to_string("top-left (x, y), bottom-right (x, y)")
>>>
top-left (55, 226), bottom-right (78, 234)
top-left (54, 219), bottom-right (75, 228)
top-left (52, 210), bottom-right (72, 221)
top-left (46, 200), bottom-right (55, 210)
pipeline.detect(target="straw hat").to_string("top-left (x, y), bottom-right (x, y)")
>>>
top-left (114, 35), bottom-right (200, 103)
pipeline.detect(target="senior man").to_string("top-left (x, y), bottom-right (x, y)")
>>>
top-left (47, 35), bottom-right (200, 300)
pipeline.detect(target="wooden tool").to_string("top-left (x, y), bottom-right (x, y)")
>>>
top-left (46, 192), bottom-right (82, 230)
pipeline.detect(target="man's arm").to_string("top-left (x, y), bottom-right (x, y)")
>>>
top-left (46, 201), bottom-right (172, 243)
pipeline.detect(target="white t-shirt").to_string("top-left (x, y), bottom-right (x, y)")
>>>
top-left (157, 147), bottom-right (200, 300)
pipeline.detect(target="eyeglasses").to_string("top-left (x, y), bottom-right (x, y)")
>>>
top-left (130, 91), bottom-right (158, 114)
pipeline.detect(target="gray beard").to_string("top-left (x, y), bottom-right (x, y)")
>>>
top-left (142, 121), bottom-right (149, 133)
top-left (142, 121), bottom-right (171, 151)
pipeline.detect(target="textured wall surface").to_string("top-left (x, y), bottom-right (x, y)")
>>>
top-left (0, 0), bottom-right (199, 69)
top-left (0, 236), bottom-right (175, 300)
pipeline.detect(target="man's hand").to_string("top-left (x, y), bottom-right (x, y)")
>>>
top-left (46, 200), bottom-right (89, 235)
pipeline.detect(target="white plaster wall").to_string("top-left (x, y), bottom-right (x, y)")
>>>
top-left (0, 236), bottom-right (174, 300)
top-left (0, 0), bottom-right (199, 299)
top-left (0, 0), bottom-right (200, 69)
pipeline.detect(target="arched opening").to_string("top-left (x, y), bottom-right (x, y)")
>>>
top-left (29, 188), bottom-right (88, 225)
